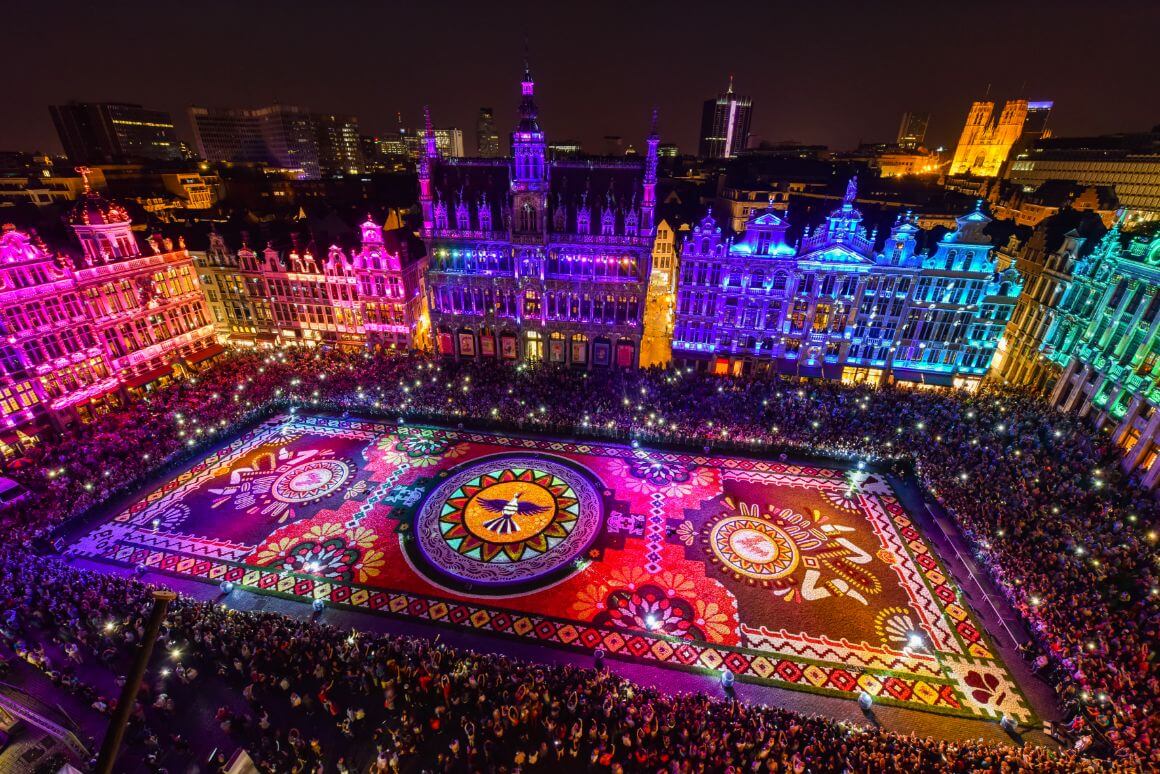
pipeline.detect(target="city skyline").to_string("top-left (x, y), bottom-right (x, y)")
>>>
top-left (1, 0), bottom-right (1157, 157)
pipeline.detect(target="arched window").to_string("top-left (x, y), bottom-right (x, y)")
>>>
top-left (520, 202), bottom-right (537, 232)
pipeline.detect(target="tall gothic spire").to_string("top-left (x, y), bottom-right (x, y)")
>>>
top-left (517, 56), bottom-right (540, 134)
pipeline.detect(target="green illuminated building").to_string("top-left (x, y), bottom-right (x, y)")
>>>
top-left (1044, 224), bottom-right (1160, 485)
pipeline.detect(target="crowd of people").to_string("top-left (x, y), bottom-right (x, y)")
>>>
top-left (0, 347), bottom-right (1156, 771)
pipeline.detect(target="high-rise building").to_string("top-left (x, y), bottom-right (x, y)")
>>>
top-left (422, 63), bottom-right (656, 367)
top-left (187, 106), bottom-right (269, 164)
top-left (433, 128), bottom-right (464, 158)
top-left (50, 102), bottom-right (185, 164)
top-left (476, 108), bottom-right (500, 157)
top-left (189, 104), bottom-right (358, 179)
top-left (671, 179), bottom-right (1022, 388)
top-left (896, 112), bottom-right (930, 150)
top-left (949, 99), bottom-right (1051, 177)
top-left (314, 113), bottom-right (363, 175)
top-left (698, 77), bottom-right (753, 159)
top-left (251, 105), bottom-right (320, 179)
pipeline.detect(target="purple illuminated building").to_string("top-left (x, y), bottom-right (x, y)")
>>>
top-left (422, 64), bottom-right (657, 367)
top-left (673, 178), bottom-right (1023, 388)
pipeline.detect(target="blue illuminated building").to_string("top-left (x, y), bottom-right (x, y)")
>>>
top-left (672, 177), bottom-right (1023, 387)
top-left (421, 63), bottom-right (656, 368)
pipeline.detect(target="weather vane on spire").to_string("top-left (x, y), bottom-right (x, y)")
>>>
top-left (75, 166), bottom-right (92, 192)
top-left (844, 175), bottom-right (858, 204)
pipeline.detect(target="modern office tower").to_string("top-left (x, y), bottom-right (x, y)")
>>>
top-left (250, 105), bottom-right (320, 179)
top-left (189, 104), bottom-right (328, 179)
top-left (896, 112), bottom-right (930, 150)
top-left (314, 113), bottom-right (363, 175)
top-left (433, 128), bottom-right (464, 158)
top-left (698, 77), bottom-right (753, 159)
top-left (1043, 224), bottom-right (1160, 486)
top-left (548, 141), bottom-right (583, 159)
top-left (671, 178), bottom-right (1023, 388)
top-left (476, 108), bottom-right (500, 157)
top-left (421, 64), bottom-right (656, 367)
top-left (187, 106), bottom-right (269, 163)
top-left (50, 102), bottom-right (185, 164)
top-left (949, 99), bottom-right (1051, 177)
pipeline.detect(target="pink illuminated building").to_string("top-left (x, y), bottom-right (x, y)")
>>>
top-left (0, 180), bottom-right (217, 451)
top-left (193, 215), bottom-right (428, 351)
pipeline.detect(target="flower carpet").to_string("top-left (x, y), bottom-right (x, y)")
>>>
top-left (69, 413), bottom-right (1033, 722)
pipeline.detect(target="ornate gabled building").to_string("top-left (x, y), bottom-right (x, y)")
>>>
top-left (991, 210), bottom-right (1106, 391)
top-left (0, 183), bottom-right (217, 449)
top-left (350, 216), bottom-right (430, 351)
top-left (672, 177), bottom-right (1022, 387)
top-left (68, 185), bottom-right (218, 393)
top-left (423, 65), bottom-right (656, 367)
top-left (190, 216), bottom-right (428, 351)
top-left (1044, 225), bottom-right (1160, 486)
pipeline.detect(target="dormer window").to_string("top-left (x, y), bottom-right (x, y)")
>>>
top-left (577, 208), bottom-right (591, 235)
top-left (434, 202), bottom-right (449, 230)
top-left (478, 202), bottom-right (492, 232)
top-left (624, 213), bottom-right (638, 237)
top-left (455, 200), bottom-right (470, 230)
top-left (601, 209), bottom-right (615, 236)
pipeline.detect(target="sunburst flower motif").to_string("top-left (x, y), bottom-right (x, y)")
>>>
top-left (252, 536), bottom-right (299, 566)
top-left (874, 607), bottom-right (922, 648)
top-left (657, 571), bottom-right (697, 597)
top-left (607, 565), bottom-right (650, 591)
top-left (130, 502), bottom-right (190, 532)
top-left (675, 520), bottom-right (698, 546)
top-left (572, 584), bottom-right (609, 618)
top-left (693, 599), bottom-right (735, 641)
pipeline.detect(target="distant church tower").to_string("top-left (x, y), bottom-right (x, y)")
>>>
top-left (950, 98), bottom-right (1049, 177)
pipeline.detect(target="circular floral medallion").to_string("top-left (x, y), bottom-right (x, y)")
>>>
top-left (413, 454), bottom-right (603, 590)
top-left (271, 460), bottom-right (350, 503)
top-left (709, 515), bottom-right (800, 581)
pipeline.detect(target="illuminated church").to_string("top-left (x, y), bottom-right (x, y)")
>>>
top-left (421, 64), bottom-right (656, 367)
top-left (672, 178), bottom-right (1023, 388)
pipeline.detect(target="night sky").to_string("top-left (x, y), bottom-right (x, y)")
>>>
top-left (3, 0), bottom-right (1157, 156)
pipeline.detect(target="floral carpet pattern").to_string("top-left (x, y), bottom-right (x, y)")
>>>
top-left (69, 414), bottom-right (1033, 722)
